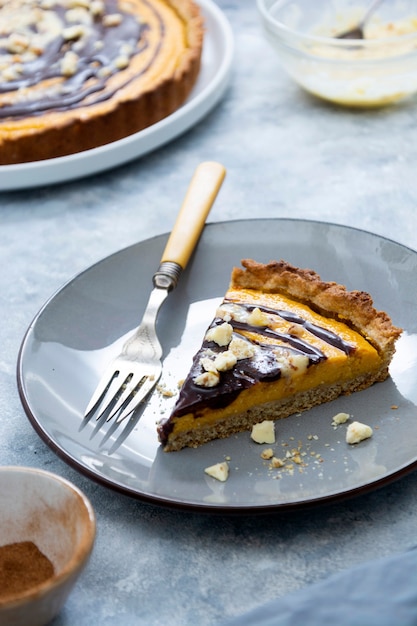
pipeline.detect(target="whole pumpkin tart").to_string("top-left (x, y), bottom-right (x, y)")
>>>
top-left (0, 0), bottom-right (204, 164)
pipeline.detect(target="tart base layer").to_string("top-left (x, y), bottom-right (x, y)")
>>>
top-left (157, 259), bottom-right (402, 452)
top-left (0, 0), bottom-right (203, 164)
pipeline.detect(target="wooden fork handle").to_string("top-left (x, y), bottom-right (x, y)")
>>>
top-left (160, 161), bottom-right (226, 269)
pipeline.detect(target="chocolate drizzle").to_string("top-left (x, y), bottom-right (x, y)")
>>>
top-left (235, 302), bottom-right (356, 356)
top-left (163, 299), bottom-right (357, 429)
top-left (231, 318), bottom-right (326, 361)
top-left (0, 0), bottom-right (162, 119)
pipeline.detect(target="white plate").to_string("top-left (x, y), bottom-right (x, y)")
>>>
top-left (17, 219), bottom-right (417, 514)
top-left (0, 0), bottom-right (233, 191)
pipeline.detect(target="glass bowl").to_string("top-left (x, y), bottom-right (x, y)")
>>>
top-left (257, 0), bottom-right (417, 107)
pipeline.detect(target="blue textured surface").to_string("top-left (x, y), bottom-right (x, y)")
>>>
top-left (222, 547), bottom-right (417, 626)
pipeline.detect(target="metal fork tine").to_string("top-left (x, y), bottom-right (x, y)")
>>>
top-left (105, 371), bottom-right (147, 421)
top-left (85, 367), bottom-right (130, 422)
top-left (95, 373), bottom-right (132, 420)
top-left (115, 374), bottom-right (161, 423)
top-left (84, 368), bottom-right (118, 417)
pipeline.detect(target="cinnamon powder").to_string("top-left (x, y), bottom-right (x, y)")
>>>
top-left (0, 541), bottom-right (55, 601)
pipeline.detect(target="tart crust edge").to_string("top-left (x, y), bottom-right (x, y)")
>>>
top-left (231, 258), bottom-right (402, 369)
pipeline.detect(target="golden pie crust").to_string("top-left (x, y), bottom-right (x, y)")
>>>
top-left (158, 259), bottom-right (402, 451)
top-left (0, 0), bottom-right (204, 164)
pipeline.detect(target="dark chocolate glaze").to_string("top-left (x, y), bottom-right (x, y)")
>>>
top-left (157, 299), bottom-right (358, 442)
top-left (230, 319), bottom-right (326, 361)
top-left (232, 301), bottom-right (356, 355)
top-left (0, 0), bottom-right (161, 119)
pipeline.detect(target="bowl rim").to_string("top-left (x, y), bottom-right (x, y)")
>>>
top-left (257, 0), bottom-right (417, 47)
top-left (0, 466), bottom-right (96, 610)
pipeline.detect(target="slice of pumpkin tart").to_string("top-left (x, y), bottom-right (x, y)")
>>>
top-left (157, 259), bottom-right (402, 452)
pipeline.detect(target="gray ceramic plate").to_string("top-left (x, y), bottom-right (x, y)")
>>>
top-left (17, 219), bottom-right (417, 514)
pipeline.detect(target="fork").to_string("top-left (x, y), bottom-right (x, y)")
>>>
top-left (83, 161), bottom-right (226, 426)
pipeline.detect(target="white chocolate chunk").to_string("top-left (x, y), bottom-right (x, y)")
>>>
top-left (204, 461), bottom-right (229, 482)
top-left (251, 420), bottom-right (275, 444)
top-left (346, 421), bottom-right (373, 444)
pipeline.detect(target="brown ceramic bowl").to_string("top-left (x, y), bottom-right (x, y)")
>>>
top-left (0, 466), bottom-right (96, 626)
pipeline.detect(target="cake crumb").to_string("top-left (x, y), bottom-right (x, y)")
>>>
top-left (251, 420), bottom-right (275, 444)
top-left (204, 462), bottom-right (229, 482)
top-left (157, 384), bottom-right (175, 398)
top-left (261, 448), bottom-right (274, 460)
top-left (270, 456), bottom-right (285, 468)
top-left (346, 421), bottom-right (373, 444)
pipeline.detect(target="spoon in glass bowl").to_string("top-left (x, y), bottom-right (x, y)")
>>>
top-left (336, 0), bottom-right (385, 39)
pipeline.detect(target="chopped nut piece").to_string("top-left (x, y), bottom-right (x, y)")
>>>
top-left (346, 421), bottom-right (373, 444)
top-left (61, 50), bottom-right (78, 76)
top-left (90, 0), bottom-right (104, 15)
top-left (247, 307), bottom-right (269, 327)
top-left (332, 412), bottom-right (350, 426)
top-left (229, 336), bottom-right (255, 360)
top-left (204, 461), bottom-right (229, 482)
top-left (251, 420), bottom-right (275, 444)
top-left (68, 0), bottom-right (90, 8)
top-left (103, 13), bottom-right (123, 27)
top-left (205, 322), bottom-right (233, 347)
top-left (98, 65), bottom-right (112, 78)
top-left (287, 323), bottom-right (304, 337)
top-left (200, 357), bottom-right (218, 374)
top-left (275, 352), bottom-right (309, 377)
top-left (2, 64), bottom-right (23, 81)
top-left (120, 43), bottom-right (134, 56)
top-left (7, 33), bottom-right (29, 54)
top-left (66, 7), bottom-right (92, 25)
top-left (63, 25), bottom-right (86, 41)
top-left (213, 350), bottom-right (237, 372)
top-left (194, 370), bottom-right (220, 388)
top-left (114, 54), bottom-right (129, 70)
